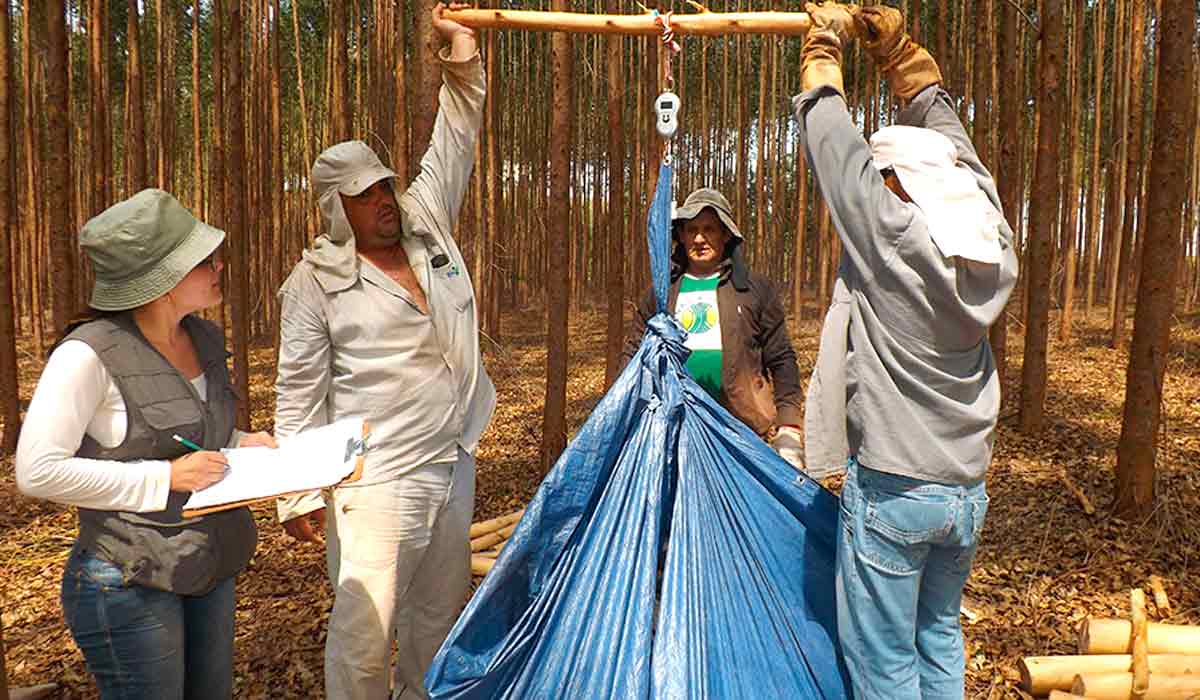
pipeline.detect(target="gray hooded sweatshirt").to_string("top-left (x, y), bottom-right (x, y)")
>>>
top-left (794, 84), bottom-right (1019, 485)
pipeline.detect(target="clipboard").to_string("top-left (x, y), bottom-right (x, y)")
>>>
top-left (182, 419), bottom-right (370, 518)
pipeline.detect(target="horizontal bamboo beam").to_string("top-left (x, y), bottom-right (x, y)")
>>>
top-left (443, 9), bottom-right (816, 36)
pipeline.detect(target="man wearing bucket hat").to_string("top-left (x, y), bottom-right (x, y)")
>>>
top-left (16, 188), bottom-right (276, 699)
top-left (621, 187), bottom-right (805, 469)
top-left (272, 4), bottom-right (495, 699)
top-left (793, 3), bottom-right (1019, 698)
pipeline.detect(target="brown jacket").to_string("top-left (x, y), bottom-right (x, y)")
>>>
top-left (621, 262), bottom-right (803, 436)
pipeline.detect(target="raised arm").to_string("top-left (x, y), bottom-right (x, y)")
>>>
top-left (858, 4), bottom-right (1014, 252)
top-left (793, 3), bottom-right (913, 281)
top-left (794, 88), bottom-right (914, 280)
top-left (397, 4), bottom-right (485, 242)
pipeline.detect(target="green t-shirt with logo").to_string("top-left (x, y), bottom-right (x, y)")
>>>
top-left (675, 273), bottom-right (723, 400)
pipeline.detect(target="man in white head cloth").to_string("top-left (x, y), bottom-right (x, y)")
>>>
top-left (792, 3), bottom-right (1018, 699)
top-left (272, 4), bottom-right (495, 698)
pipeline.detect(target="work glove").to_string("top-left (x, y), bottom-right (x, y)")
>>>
top-left (801, 2), bottom-right (857, 95)
top-left (854, 4), bottom-right (943, 101)
top-left (772, 425), bottom-right (807, 472)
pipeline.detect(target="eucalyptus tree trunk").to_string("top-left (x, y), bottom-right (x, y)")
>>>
top-left (735, 32), bottom-right (747, 225)
top-left (330, 0), bottom-right (352, 141)
top-left (484, 29), bottom-right (502, 343)
top-left (392, 1), bottom-right (409, 184)
top-left (270, 0), bottom-right (284, 337)
top-left (542, 0), bottom-right (572, 475)
top-left (19, 4), bottom-right (39, 351)
top-left (1057, 0), bottom-right (1085, 341)
top-left (971, 0), bottom-right (992, 164)
top-left (1104, 0), bottom-right (1129, 312)
top-left (291, 0), bottom-right (312, 241)
top-left (1110, 0), bottom-right (1147, 350)
top-left (156, 0), bottom-right (175, 191)
top-left (754, 35), bottom-right (768, 266)
top-left (1083, 1), bottom-right (1106, 314)
top-left (225, 0), bottom-right (251, 428)
top-left (604, 0), bottom-right (625, 387)
top-left (211, 0), bottom-right (225, 230)
top-left (411, 0), bottom-right (439, 171)
top-left (1018, 0), bottom-right (1066, 434)
top-left (21, 4), bottom-right (41, 349)
top-left (0, 0), bottom-right (19, 451)
top-left (1114, 0), bottom-right (1195, 519)
top-left (88, 0), bottom-right (109, 216)
top-left (192, 0), bottom-right (203, 215)
top-left (45, 0), bottom-right (75, 334)
top-left (991, 0), bottom-right (1023, 390)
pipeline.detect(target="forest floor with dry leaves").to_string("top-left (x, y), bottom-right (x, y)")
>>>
top-left (2, 306), bottom-right (1199, 699)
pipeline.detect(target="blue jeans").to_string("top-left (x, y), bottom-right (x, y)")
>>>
top-left (60, 545), bottom-right (236, 700)
top-left (836, 459), bottom-right (988, 700)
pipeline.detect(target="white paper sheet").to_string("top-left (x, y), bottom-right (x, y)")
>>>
top-left (183, 417), bottom-right (366, 512)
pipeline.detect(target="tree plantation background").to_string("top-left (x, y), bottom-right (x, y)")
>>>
top-left (0, 1), bottom-right (1199, 697)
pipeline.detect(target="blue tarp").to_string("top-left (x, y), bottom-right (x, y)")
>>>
top-left (426, 164), bottom-right (849, 699)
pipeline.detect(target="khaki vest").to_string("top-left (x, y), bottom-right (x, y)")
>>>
top-left (68, 314), bottom-right (256, 595)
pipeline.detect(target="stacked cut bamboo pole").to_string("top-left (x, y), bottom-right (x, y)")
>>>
top-left (469, 509), bottom-right (524, 577)
top-left (1018, 586), bottom-right (1200, 699)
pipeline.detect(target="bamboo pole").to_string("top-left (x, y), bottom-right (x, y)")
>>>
top-left (1048, 692), bottom-right (1096, 700)
top-left (471, 523), bottom-right (519, 553)
top-left (443, 8), bottom-right (815, 36)
top-left (1072, 673), bottom-right (1200, 699)
top-left (1149, 576), bottom-right (1173, 616)
top-left (468, 509), bottom-right (525, 539)
top-left (1080, 620), bottom-right (1200, 655)
top-left (1020, 655), bottom-right (1200, 695)
top-left (470, 556), bottom-right (496, 577)
top-left (1132, 590), bottom-right (1151, 696)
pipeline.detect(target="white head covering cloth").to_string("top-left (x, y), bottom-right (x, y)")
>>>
top-left (304, 140), bottom-right (402, 292)
top-left (870, 125), bottom-right (1004, 265)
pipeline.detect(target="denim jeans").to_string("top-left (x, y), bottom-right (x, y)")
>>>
top-left (60, 545), bottom-right (236, 700)
top-left (836, 459), bottom-right (988, 700)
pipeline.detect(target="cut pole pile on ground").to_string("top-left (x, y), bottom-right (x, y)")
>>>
top-left (469, 509), bottom-right (524, 577)
top-left (1018, 586), bottom-right (1200, 699)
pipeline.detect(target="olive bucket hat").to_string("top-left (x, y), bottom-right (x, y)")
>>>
top-left (671, 188), bottom-right (744, 241)
top-left (80, 188), bottom-right (226, 311)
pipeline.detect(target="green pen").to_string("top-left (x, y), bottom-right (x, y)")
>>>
top-left (172, 434), bottom-right (203, 452)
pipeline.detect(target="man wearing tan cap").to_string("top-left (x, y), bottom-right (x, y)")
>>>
top-left (272, 4), bottom-right (495, 698)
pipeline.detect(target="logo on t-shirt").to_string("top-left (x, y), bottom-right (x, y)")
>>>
top-left (678, 301), bottom-right (717, 335)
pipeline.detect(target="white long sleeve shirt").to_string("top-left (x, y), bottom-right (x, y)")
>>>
top-left (16, 339), bottom-right (240, 512)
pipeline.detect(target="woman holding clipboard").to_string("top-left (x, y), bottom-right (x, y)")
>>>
top-left (15, 189), bottom-right (275, 700)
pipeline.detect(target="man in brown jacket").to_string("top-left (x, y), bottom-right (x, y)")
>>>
top-left (622, 188), bottom-right (805, 468)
